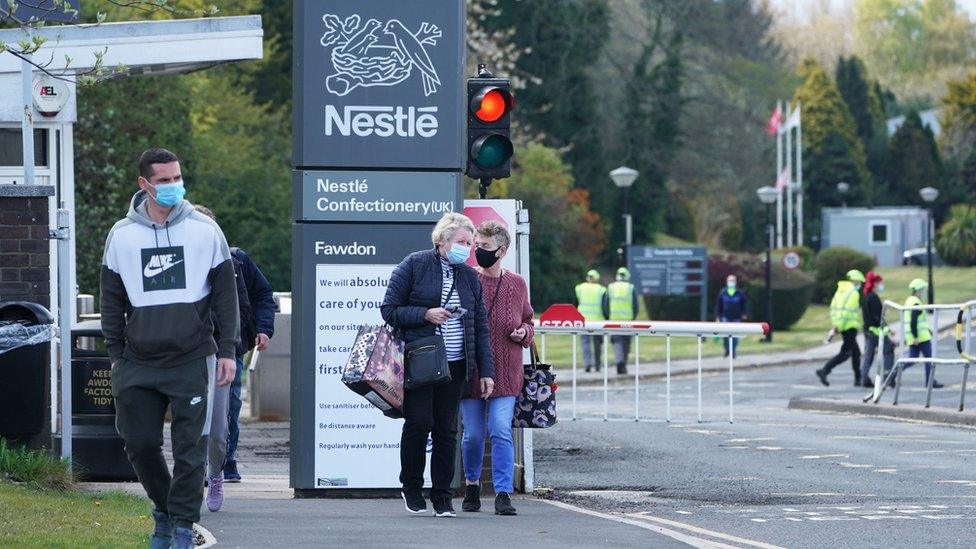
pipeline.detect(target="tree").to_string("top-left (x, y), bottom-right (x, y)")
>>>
top-left (618, 3), bottom-right (685, 246)
top-left (484, 0), bottom-right (612, 212)
top-left (769, 0), bottom-right (855, 71)
top-left (793, 59), bottom-right (871, 232)
top-left (885, 110), bottom-right (943, 206)
top-left (853, 0), bottom-right (976, 102)
top-left (835, 55), bottom-right (888, 186)
top-left (936, 205), bottom-right (976, 266)
top-left (499, 144), bottom-right (605, 309)
top-left (938, 71), bottom-right (976, 207)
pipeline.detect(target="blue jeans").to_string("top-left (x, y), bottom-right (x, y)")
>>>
top-left (907, 340), bottom-right (935, 385)
top-left (225, 356), bottom-right (244, 464)
top-left (460, 396), bottom-right (516, 494)
top-left (721, 318), bottom-right (740, 357)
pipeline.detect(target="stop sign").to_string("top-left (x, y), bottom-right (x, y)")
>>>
top-left (539, 304), bottom-right (585, 327)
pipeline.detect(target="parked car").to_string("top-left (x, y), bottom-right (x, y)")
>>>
top-left (902, 247), bottom-right (943, 266)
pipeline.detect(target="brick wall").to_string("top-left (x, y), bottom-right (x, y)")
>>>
top-left (0, 196), bottom-right (50, 309)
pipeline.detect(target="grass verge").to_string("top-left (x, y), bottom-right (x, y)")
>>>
top-left (0, 482), bottom-right (151, 547)
top-left (0, 438), bottom-right (72, 491)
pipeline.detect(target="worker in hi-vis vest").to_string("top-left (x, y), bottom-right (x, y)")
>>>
top-left (602, 267), bottom-right (639, 375)
top-left (575, 269), bottom-right (606, 372)
top-left (904, 278), bottom-right (942, 388)
top-left (816, 269), bottom-right (865, 386)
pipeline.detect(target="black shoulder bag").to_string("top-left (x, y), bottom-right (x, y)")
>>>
top-left (403, 273), bottom-right (456, 390)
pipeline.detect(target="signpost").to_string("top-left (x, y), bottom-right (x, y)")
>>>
top-left (291, 0), bottom-right (466, 495)
top-left (628, 246), bottom-right (709, 321)
top-left (782, 251), bottom-right (801, 271)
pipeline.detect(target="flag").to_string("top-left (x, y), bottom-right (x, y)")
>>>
top-left (765, 104), bottom-right (782, 135)
top-left (775, 168), bottom-right (789, 190)
top-left (784, 104), bottom-right (801, 130)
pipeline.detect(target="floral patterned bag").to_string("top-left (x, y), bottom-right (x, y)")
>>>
top-left (342, 324), bottom-right (404, 419)
top-left (513, 343), bottom-right (557, 429)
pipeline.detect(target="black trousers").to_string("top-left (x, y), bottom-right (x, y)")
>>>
top-left (400, 360), bottom-right (466, 499)
top-left (822, 328), bottom-right (861, 379)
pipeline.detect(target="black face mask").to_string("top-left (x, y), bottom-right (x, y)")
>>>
top-left (475, 246), bottom-right (501, 269)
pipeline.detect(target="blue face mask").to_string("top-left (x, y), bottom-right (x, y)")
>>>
top-left (152, 180), bottom-right (186, 207)
top-left (446, 242), bottom-right (470, 264)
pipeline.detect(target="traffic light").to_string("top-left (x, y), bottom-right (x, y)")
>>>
top-left (466, 68), bottom-right (514, 180)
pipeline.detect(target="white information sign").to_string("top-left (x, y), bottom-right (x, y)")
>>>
top-left (313, 263), bottom-right (404, 488)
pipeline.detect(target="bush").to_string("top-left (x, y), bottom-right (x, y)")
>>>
top-left (645, 251), bottom-right (811, 327)
top-left (0, 438), bottom-right (73, 491)
top-left (812, 247), bottom-right (875, 303)
top-left (936, 205), bottom-right (976, 266)
top-left (772, 246), bottom-right (816, 272)
top-left (747, 262), bottom-right (815, 330)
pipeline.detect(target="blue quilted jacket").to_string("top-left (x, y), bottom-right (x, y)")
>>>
top-left (381, 248), bottom-right (494, 381)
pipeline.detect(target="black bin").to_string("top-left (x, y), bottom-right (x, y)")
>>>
top-left (0, 302), bottom-right (53, 439)
top-left (66, 320), bottom-right (136, 481)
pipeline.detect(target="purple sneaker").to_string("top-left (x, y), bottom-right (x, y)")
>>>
top-left (206, 474), bottom-right (224, 512)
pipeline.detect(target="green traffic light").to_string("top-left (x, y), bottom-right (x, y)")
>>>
top-left (472, 134), bottom-right (513, 168)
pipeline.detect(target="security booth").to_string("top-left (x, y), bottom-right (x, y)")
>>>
top-left (0, 15), bottom-right (263, 463)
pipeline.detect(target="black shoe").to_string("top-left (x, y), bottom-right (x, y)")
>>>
top-left (585, 366), bottom-right (591, 373)
top-left (854, 378), bottom-right (861, 387)
top-left (494, 492), bottom-right (517, 516)
top-left (931, 380), bottom-right (945, 389)
top-left (401, 490), bottom-right (427, 514)
top-left (617, 364), bottom-right (628, 375)
top-left (816, 369), bottom-right (830, 386)
top-left (462, 484), bottom-right (481, 512)
top-left (861, 379), bottom-right (875, 388)
top-left (432, 497), bottom-right (456, 518)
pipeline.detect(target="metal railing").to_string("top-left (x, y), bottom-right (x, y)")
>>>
top-left (533, 320), bottom-right (769, 423)
top-left (866, 300), bottom-right (976, 410)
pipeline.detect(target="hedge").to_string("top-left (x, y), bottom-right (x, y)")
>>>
top-left (645, 251), bottom-right (813, 329)
top-left (812, 247), bottom-right (875, 304)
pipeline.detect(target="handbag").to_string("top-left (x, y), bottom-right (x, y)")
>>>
top-left (342, 324), bottom-right (405, 418)
top-left (403, 274), bottom-right (456, 390)
top-left (513, 342), bottom-right (557, 428)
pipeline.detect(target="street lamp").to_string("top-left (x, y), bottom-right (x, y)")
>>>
top-left (610, 166), bottom-right (639, 265)
top-left (920, 186), bottom-right (939, 304)
top-left (836, 181), bottom-right (849, 208)
top-left (757, 186), bottom-right (778, 342)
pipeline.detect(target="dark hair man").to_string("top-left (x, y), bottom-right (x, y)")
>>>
top-left (101, 147), bottom-right (238, 549)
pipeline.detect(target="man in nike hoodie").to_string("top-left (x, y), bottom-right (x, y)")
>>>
top-left (101, 147), bottom-right (238, 549)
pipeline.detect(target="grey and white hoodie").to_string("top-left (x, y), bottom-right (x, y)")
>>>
top-left (100, 190), bottom-right (240, 367)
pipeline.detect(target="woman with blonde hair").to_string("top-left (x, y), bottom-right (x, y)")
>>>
top-left (381, 212), bottom-right (494, 518)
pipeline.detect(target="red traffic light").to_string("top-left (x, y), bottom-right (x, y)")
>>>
top-left (471, 87), bottom-right (513, 123)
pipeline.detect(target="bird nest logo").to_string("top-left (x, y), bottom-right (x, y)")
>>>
top-left (320, 14), bottom-right (442, 97)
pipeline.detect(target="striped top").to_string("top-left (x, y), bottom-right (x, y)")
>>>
top-left (439, 256), bottom-right (464, 361)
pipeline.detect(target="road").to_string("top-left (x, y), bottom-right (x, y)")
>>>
top-left (534, 342), bottom-right (976, 548)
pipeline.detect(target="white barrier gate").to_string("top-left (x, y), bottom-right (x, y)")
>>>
top-left (534, 320), bottom-right (770, 423)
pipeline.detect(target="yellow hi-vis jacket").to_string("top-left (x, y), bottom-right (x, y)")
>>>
top-left (575, 282), bottom-right (606, 321)
top-left (903, 295), bottom-right (932, 345)
top-left (606, 281), bottom-right (637, 320)
top-left (829, 280), bottom-right (862, 332)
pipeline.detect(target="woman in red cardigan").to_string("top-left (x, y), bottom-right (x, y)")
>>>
top-left (460, 220), bottom-right (534, 516)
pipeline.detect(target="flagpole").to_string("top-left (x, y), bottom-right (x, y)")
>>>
top-left (776, 100), bottom-right (783, 249)
top-left (796, 102), bottom-right (804, 247)
top-left (786, 102), bottom-right (794, 248)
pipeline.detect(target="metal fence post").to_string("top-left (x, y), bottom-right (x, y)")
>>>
top-left (571, 333), bottom-right (577, 421)
top-left (728, 337), bottom-right (734, 423)
top-left (634, 335), bottom-right (640, 422)
top-left (666, 335), bottom-right (672, 423)
top-left (697, 336), bottom-right (703, 423)
top-left (603, 333), bottom-right (609, 421)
